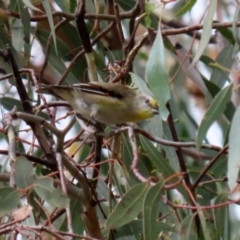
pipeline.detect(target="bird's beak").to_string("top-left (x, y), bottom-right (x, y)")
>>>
top-left (152, 109), bottom-right (159, 115)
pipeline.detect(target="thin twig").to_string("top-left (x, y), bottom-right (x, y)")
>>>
top-left (56, 153), bottom-right (73, 235)
top-left (113, 2), bottom-right (125, 48)
top-left (39, 18), bottom-right (68, 82)
top-left (58, 22), bottom-right (115, 85)
top-left (192, 145), bottom-right (229, 190)
top-left (128, 126), bottom-right (148, 182)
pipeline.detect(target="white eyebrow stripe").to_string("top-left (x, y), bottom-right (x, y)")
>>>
top-left (80, 88), bottom-right (106, 95)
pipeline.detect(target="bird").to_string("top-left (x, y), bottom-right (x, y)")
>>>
top-left (36, 82), bottom-right (159, 125)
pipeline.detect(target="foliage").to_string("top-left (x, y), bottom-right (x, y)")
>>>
top-left (0, 0), bottom-right (239, 239)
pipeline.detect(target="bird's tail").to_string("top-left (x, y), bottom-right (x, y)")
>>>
top-left (36, 85), bottom-right (76, 100)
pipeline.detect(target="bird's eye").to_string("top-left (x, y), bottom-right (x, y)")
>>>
top-left (145, 99), bottom-right (150, 104)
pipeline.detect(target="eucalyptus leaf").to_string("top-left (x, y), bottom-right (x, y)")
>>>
top-left (42, 0), bottom-right (57, 54)
top-left (192, 0), bottom-right (217, 64)
top-left (105, 182), bottom-right (150, 229)
top-left (228, 105), bottom-right (240, 191)
top-left (0, 187), bottom-right (20, 218)
top-left (179, 213), bottom-right (198, 240)
top-left (34, 178), bottom-right (69, 208)
top-left (197, 84), bottom-right (232, 149)
top-left (130, 72), bottom-right (163, 138)
top-left (213, 194), bottom-right (229, 240)
top-left (176, 0), bottom-right (197, 16)
top-left (146, 27), bottom-right (170, 120)
top-left (209, 43), bottom-right (234, 88)
top-left (143, 181), bottom-right (164, 240)
top-left (13, 156), bottom-right (36, 189)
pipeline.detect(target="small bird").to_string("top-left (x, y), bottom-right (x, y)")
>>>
top-left (36, 82), bottom-right (159, 125)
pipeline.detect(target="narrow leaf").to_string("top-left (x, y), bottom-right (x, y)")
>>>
top-left (217, 26), bottom-right (235, 45)
top-left (176, 0), bottom-right (196, 16)
top-left (0, 97), bottom-right (49, 120)
top-left (209, 43), bottom-right (235, 88)
top-left (13, 156), bottom-right (36, 189)
top-left (146, 27), bottom-right (170, 120)
top-left (0, 97), bottom-right (24, 112)
top-left (162, 122), bottom-right (179, 170)
top-left (213, 194), bottom-right (229, 240)
top-left (143, 181), bottom-right (164, 240)
top-left (228, 105), bottom-right (240, 191)
top-left (130, 72), bottom-right (163, 138)
top-left (115, 220), bottom-right (176, 239)
top-left (18, 0), bottom-right (31, 59)
top-left (175, 45), bottom-right (208, 98)
top-left (197, 205), bottom-right (211, 240)
top-left (105, 182), bottom-right (150, 229)
top-left (140, 135), bottom-right (188, 199)
top-left (197, 84), bottom-right (232, 149)
top-left (192, 0), bottom-right (217, 64)
top-left (179, 213), bottom-right (198, 240)
top-left (42, 0), bottom-right (57, 54)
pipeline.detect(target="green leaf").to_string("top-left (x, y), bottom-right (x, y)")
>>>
top-left (192, 0), bottom-right (217, 64)
top-left (146, 27), bottom-right (170, 120)
top-left (179, 213), bottom-right (198, 240)
top-left (34, 177), bottom-right (69, 208)
top-left (0, 26), bottom-right (22, 72)
top-left (130, 72), bottom-right (163, 138)
top-left (200, 55), bottom-right (215, 66)
top-left (42, 0), bottom-right (57, 54)
top-left (130, 72), bottom-right (155, 99)
top-left (140, 135), bottom-right (177, 175)
top-left (175, 46), bottom-right (208, 98)
top-left (139, 135), bottom-right (188, 199)
top-left (105, 182), bottom-right (150, 229)
top-left (162, 122), bottom-right (179, 170)
top-left (118, 0), bottom-right (158, 29)
top-left (213, 194), bottom-right (229, 240)
top-left (36, 30), bottom-right (79, 84)
top-left (27, 191), bottom-right (47, 224)
top-left (197, 205), bottom-right (211, 240)
top-left (140, 135), bottom-right (176, 172)
top-left (211, 155), bottom-right (227, 179)
top-left (13, 156), bottom-right (36, 189)
top-left (203, 80), bottom-right (235, 122)
top-left (96, 179), bottom-right (117, 205)
top-left (0, 97), bottom-right (24, 111)
top-left (209, 43), bottom-right (235, 88)
top-left (197, 84), bottom-right (232, 149)
top-left (17, 0), bottom-right (31, 49)
top-left (176, 0), bottom-right (196, 16)
top-left (60, 198), bottom-right (84, 234)
top-left (0, 97), bottom-right (49, 120)
top-left (217, 26), bottom-right (235, 45)
top-left (143, 181), bottom-right (164, 240)
top-left (114, 220), bottom-right (143, 238)
top-left (114, 219), bottom-right (176, 239)
top-left (69, 0), bottom-right (77, 13)
top-left (55, 0), bottom-right (70, 13)
top-left (228, 105), bottom-right (240, 191)
top-left (0, 187), bottom-right (20, 217)
top-left (144, 2), bottom-right (155, 28)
